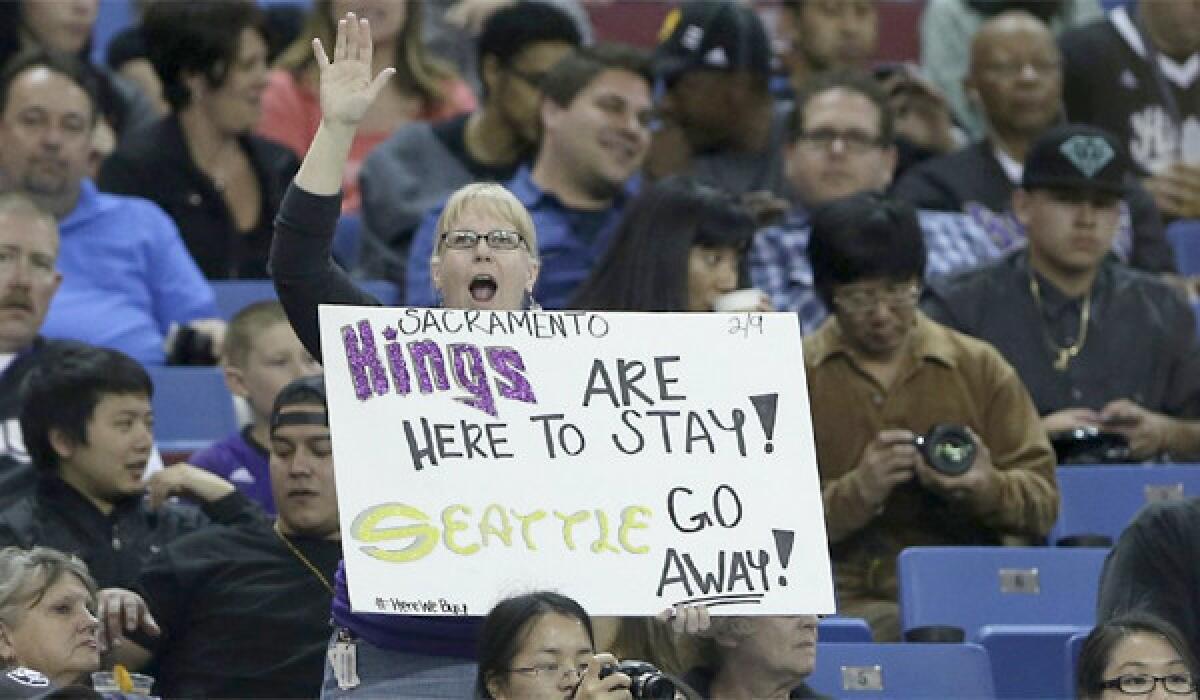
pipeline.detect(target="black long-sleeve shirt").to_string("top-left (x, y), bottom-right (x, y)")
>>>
top-left (270, 185), bottom-right (381, 363)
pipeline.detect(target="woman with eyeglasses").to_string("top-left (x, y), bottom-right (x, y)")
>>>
top-left (477, 592), bottom-right (632, 700)
top-left (270, 13), bottom-right (542, 698)
top-left (1077, 613), bottom-right (1199, 700)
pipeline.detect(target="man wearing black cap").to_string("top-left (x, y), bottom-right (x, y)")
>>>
top-left (110, 375), bottom-right (342, 698)
top-left (648, 0), bottom-right (791, 199)
top-left (925, 124), bottom-right (1200, 460)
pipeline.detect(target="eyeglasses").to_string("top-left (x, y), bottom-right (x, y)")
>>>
top-left (440, 229), bottom-right (526, 251)
top-left (1100, 673), bottom-right (1196, 695)
top-left (0, 246), bottom-right (57, 282)
top-left (508, 662), bottom-right (589, 684)
top-left (796, 128), bottom-right (884, 154)
top-left (833, 283), bottom-right (920, 315)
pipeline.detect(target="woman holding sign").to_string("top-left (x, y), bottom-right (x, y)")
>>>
top-left (268, 13), bottom-right (628, 699)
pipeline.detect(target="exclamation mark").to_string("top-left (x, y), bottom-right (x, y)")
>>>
top-left (750, 393), bottom-right (779, 453)
top-left (773, 529), bottom-right (795, 586)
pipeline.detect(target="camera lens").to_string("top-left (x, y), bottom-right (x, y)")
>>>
top-left (917, 424), bottom-right (976, 476)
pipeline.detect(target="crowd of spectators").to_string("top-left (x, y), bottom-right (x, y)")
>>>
top-left (0, 0), bottom-right (1198, 697)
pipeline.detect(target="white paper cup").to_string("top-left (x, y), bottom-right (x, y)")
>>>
top-left (713, 288), bottom-right (766, 312)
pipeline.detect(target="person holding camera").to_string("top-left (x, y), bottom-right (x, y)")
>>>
top-left (803, 192), bottom-right (1058, 641)
top-left (476, 591), bottom-right (633, 700)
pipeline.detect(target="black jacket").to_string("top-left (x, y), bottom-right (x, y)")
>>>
top-left (97, 114), bottom-right (299, 279)
top-left (0, 475), bottom-right (258, 590)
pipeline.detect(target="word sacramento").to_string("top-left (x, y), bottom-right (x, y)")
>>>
top-left (387, 308), bottom-right (611, 339)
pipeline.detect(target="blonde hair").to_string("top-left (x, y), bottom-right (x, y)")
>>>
top-left (274, 0), bottom-right (456, 107)
top-left (222, 300), bottom-right (289, 369)
top-left (432, 183), bottom-right (538, 261)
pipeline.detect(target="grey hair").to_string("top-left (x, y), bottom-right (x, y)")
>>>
top-left (0, 547), bottom-right (97, 639)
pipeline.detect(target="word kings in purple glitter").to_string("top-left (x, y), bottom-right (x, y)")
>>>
top-left (340, 319), bottom-right (538, 417)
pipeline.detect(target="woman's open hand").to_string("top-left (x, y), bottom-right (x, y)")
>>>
top-left (313, 12), bottom-right (395, 128)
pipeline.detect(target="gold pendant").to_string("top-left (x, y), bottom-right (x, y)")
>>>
top-left (1054, 349), bottom-right (1073, 371)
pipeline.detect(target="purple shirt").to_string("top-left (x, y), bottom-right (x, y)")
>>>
top-left (189, 429), bottom-right (275, 514)
top-left (331, 562), bottom-right (480, 657)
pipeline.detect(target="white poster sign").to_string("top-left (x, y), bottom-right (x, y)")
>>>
top-left (318, 306), bottom-right (834, 617)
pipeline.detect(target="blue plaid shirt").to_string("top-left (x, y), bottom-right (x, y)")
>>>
top-left (750, 207), bottom-right (1001, 334)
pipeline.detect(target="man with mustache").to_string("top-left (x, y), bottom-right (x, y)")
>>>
top-left (405, 43), bottom-right (655, 309)
top-left (0, 192), bottom-right (61, 506)
top-left (750, 71), bottom-right (997, 333)
top-left (107, 375), bottom-right (341, 699)
top-left (925, 125), bottom-right (1200, 460)
top-left (0, 50), bottom-right (223, 366)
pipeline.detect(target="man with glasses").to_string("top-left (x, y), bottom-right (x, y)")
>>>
top-left (406, 43), bottom-right (655, 309)
top-left (894, 11), bottom-right (1173, 273)
top-left (804, 191), bottom-right (1057, 641)
top-left (359, 3), bottom-right (582, 283)
top-left (750, 71), bottom-right (997, 332)
top-left (925, 125), bottom-right (1200, 461)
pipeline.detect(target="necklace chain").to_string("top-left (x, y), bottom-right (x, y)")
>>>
top-left (1028, 274), bottom-right (1091, 372)
top-left (274, 522), bottom-right (334, 594)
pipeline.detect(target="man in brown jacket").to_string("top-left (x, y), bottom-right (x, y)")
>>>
top-left (803, 191), bottom-right (1058, 640)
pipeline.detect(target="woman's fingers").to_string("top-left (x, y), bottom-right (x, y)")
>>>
top-left (312, 38), bottom-right (330, 69)
top-left (334, 16), bottom-right (348, 61)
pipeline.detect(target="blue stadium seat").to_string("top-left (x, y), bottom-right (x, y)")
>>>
top-left (211, 279), bottom-right (401, 320)
top-left (806, 642), bottom-right (995, 699)
top-left (1050, 465), bottom-right (1200, 545)
top-left (148, 367), bottom-right (237, 454)
top-left (818, 617), bottom-right (874, 643)
top-left (332, 214), bottom-right (363, 272)
top-left (979, 624), bottom-right (1091, 699)
top-left (1167, 220), bottom-right (1200, 276)
top-left (898, 547), bottom-right (1108, 641)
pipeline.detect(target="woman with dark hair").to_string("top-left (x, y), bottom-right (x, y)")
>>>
top-left (477, 592), bottom-right (631, 700)
top-left (1077, 613), bottom-right (1199, 699)
top-left (261, 0), bottom-right (476, 213)
top-left (97, 0), bottom-right (299, 280)
top-left (0, 0), bottom-right (160, 163)
top-left (570, 178), bottom-right (768, 313)
top-left (1097, 498), bottom-right (1200, 671)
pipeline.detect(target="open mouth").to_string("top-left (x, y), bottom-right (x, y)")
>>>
top-left (469, 275), bottom-right (498, 303)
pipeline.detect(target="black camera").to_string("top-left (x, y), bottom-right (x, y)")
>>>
top-left (1050, 426), bottom-right (1131, 464)
top-left (598, 660), bottom-right (675, 699)
top-left (914, 424), bottom-right (977, 476)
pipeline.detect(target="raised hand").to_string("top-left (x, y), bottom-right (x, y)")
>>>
top-left (313, 13), bottom-right (395, 129)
